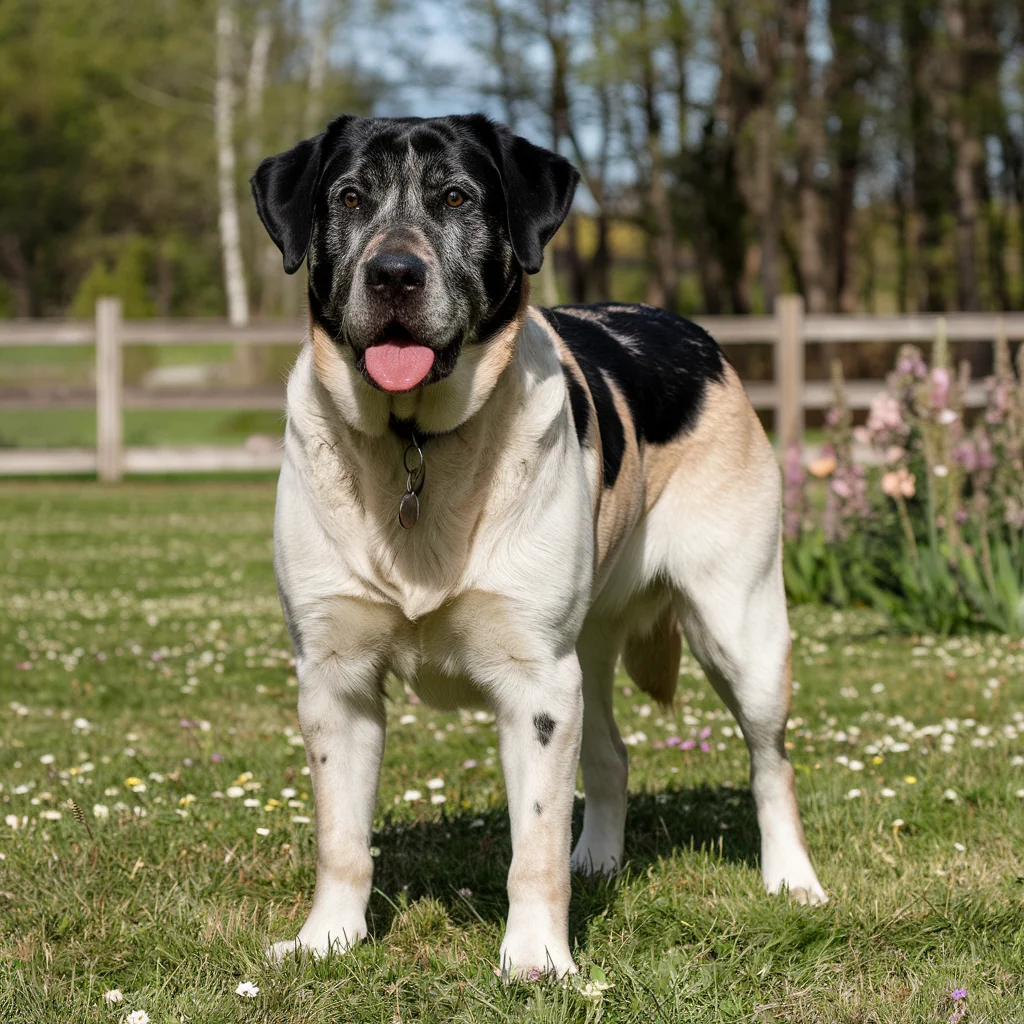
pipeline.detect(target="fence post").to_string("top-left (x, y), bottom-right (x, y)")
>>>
top-left (96, 297), bottom-right (123, 483)
top-left (775, 293), bottom-right (805, 454)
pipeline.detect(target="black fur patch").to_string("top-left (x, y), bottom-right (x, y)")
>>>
top-left (533, 713), bottom-right (556, 747)
top-left (533, 801), bottom-right (543, 816)
top-left (546, 304), bottom-right (726, 488)
top-left (561, 365), bottom-right (590, 449)
top-left (275, 569), bottom-right (304, 660)
top-left (320, 754), bottom-right (327, 764)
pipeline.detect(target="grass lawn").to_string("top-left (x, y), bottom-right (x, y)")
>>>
top-left (1, 483), bottom-right (1023, 1023)
top-left (0, 409), bottom-right (284, 449)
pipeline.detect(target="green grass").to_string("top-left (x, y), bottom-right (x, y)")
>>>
top-left (1, 483), bottom-right (1023, 1023)
top-left (0, 409), bottom-right (284, 449)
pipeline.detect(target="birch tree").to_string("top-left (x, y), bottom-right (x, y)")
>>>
top-left (215, 0), bottom-right (249, 327)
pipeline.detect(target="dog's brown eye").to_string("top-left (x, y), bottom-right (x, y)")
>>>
top-left (343, 190), bottom-right (360, 209)
top-left (446, 189), bottom-right (465, 208)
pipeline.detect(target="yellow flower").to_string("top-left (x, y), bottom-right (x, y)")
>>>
top-left (124, 777), bottom-right (142, 787)
top-left (904, 775), bottom-right (917, 785)
top-left (872, 756), bottom-right (884, 765)
top-left (232, 772), bottom-right (253, 787)
top-left (808, 455), bottom-right (837, 478)
top-left (178, 794), bottom-right (196, 807)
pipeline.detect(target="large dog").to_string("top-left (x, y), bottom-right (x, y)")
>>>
top-left (251, 113), bottom-right (825, 978)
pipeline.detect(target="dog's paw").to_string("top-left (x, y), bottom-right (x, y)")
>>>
top-left (498, 932), bottom-right (577, 980)
top-left (786, 882), bottom-right (828, 906)
top-left (762, 846), bottom-right (827, 906)
top-left (570, 837), bottom-right (622, 877)
top-left (764, 870), bottom-right (828, 906)
top-left (266, 920), bottom-right (366, 964)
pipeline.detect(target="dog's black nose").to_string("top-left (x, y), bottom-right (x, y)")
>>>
top-left (365, 253), bottom-right (427, 292)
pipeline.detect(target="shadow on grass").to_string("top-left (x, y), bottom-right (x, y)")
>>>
top-left (366, 783), bottom-right (760, 945)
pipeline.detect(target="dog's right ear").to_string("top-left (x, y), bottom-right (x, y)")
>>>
top-left (250, 117), bottom-right (352, 275)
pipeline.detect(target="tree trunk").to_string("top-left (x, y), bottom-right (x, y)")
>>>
top-left (904, 0), bottom-right (947, 311)
top-left (638, 0), bottom-right (678, 311)
top-left (943, 0), bottom-right (980, 310)
top-left (245, 3), bottom-right (274, 374)
top-left (0, 235), bottom-right (32, 317)
top-left (245, 8), bottom-right (273, 168)
top-left (304, 0), bottom-right (334, 136)
top-left (753, 101), bottom-right (779, 312)
top-left (790, 0), bottom-right (828, 312)
top-left (215, 0), bottom-right (249, 328)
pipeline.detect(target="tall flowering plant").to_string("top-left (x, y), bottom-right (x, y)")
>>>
top-left (785, 324), bottom-right (1024, 635)
top-left (783, 361), bottom-right (876, 606)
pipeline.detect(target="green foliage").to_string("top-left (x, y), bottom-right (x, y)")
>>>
top-left (957, 535), bottom-right (1024, 636)
top-left (70, 236), bottom-right (156, 319)
top-left (783, 528), bottom-right (873, 608)
top-left (0, 0), bottom-right (378, 317)
top-left (865, 542), bottom-right (976, 636)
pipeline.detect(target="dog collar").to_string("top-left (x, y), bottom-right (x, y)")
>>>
top-left (398, 430), bottom-right (425, 529)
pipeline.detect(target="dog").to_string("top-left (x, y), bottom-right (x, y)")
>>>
top-left (250, 113), bottom-right (825, 978)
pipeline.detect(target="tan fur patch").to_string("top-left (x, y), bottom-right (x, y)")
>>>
top-left (622, 601), bottom-right (681, 706)
top-left (642, 364), bottom-right (767, 514)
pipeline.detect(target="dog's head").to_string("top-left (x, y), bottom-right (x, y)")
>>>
top-left (251, 114), bottom-right (578, 429)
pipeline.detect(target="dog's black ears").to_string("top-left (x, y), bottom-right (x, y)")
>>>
top-left (250, 117), bottom-right (352, 275)
top-left (482, 119), bottom-right (580, 276)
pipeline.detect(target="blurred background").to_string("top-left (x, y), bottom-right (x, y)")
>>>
top-left (1, 0), bottom-right (1023, 455)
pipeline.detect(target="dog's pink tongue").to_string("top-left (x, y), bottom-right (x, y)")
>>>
top-left (364, 340), bottom-right (435, 392)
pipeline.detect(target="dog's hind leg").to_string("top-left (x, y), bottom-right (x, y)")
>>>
top-left (570, 618), bottom-right (627, 876)
top-left (645, 397), bottom-right (826, 903)
top-left (667, 542), bottom-right (826, 904)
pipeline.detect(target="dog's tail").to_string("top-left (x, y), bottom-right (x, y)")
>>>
top-left (622, 603), bottom-right (681, 707)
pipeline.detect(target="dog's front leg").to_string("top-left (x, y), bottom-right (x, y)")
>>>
top-left (269, 662), bottom-right (385, 961)
top-left (494, 654), bottom-right (583, 979)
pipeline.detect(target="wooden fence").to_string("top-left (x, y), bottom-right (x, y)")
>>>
top-left (1, 294), bottom-right (1022, 481)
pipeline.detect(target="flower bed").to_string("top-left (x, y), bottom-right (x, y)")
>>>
top-left (784, 326), bottom-right (1024, 635)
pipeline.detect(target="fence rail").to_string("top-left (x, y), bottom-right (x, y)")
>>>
top-left (0, 294), bottom-right (1020, 481)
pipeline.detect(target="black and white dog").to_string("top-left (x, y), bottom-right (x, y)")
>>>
top-left (251, 114), bottom-right (825, 978)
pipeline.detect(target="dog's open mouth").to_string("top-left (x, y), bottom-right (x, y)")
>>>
top-left (363, 323), bottom-right (436, 393)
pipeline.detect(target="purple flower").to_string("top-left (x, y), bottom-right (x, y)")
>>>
top-left (179, 718), bottom-right (196, 729)
top-left (867, 394), bottom-right (904, 435)
top-left (210, 752), bottom-right (223, 763)
top-left (930, 367), bottom-right (950, 408)
top-left (699, 742), bottom-right (711, 753)
top-left (897, 354), bottom-right (927, 378)
top-left (952, 441), bottom-right (977, 472)
top-left (666, 736), bottom-right (681, 747)
top-left (950, 988), bottom-right (967, 1001)
top-left (699, 726), bottom-right (712, 740)
top-left (182, 758), bottom-right (194, 767)
top-left (680, 738), bottom-right (695, 751)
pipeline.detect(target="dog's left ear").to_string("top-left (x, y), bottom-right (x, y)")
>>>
top-left (250, 116), bottom-right (353, 275)
top-left (482, 119), bottom-right (580, 276)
